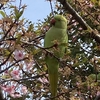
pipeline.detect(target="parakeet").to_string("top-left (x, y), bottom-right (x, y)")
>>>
top-left (44, 15), bottom-right (68, 99)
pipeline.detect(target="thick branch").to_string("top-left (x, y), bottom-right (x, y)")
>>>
top-left (57, 0), bottom-right (100, 43)
top-left (57, 0), bottom-right (88, 29)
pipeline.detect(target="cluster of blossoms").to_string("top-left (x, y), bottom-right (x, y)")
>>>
top-left (0, 50), bottom-right (29, 98)
top-left (14, 50), bottom-right (24, 60)
top-left (1, 69), bottom-right (28, 98)
top-left (0, 47), bottom-right (42, 99)
top-left (0, 85), bottom-right (28, 98)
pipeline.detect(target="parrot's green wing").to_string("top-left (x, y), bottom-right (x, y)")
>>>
top-left (44, 15), bottom-right (68, 99)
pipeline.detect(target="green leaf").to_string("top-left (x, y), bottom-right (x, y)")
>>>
top-left (10, 5), bottom-right (16, 8)
top-left (32, 49), bottom-right (41, 55)
top-left (88, 74), bottom-right (96, 81)
top-left (14, 8), bottom-right (24, 20)
top-left (15, 34), bottom-right (21, 44)
top-left (97, 73), bottom-right (100, 80)
top-left (27, 24), bottom-right (34, 32)
top-left (4, 50), bottom-right (11, 56)
top-left (0, 10), bottom-right (6, 18)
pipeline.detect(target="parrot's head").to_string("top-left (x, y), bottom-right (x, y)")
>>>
top-left (50, 15), bottom-right (67, 29)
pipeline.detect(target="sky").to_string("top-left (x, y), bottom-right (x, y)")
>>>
top-left (15, 0), bottom-right (53, 23)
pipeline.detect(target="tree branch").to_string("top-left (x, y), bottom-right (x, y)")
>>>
top-left (0, 73), bottom-right (46, 84)
top-left (0, 51), bottom-right (14, 67)
top-left (57, 0), bottom-right (100, 43)
top-left (0, 58), bottom-right (27, 74)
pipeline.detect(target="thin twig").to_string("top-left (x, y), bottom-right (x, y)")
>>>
top-left (0, 51), bottom-right (14, 67)
top-left (49, 0), bottom-right (54, 16)
top-left (0, 20), bottom-right (16, 42)
top-left (0, 58), bottom-right (27, 74)
top-left (0, 73), bottom-right (46, 84)
top-left (0, 4), bottom-right (4, 9)
top-left (19, 0), bottom-right (22, 10)
top-left (21, 40), bottom-right (60, 61)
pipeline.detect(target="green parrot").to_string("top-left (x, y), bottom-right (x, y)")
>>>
top-left (44, 15), bottom-right (68, 99)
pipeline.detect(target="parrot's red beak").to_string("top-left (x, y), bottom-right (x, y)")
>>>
top-left (50, 18), bottom-right (56, 25)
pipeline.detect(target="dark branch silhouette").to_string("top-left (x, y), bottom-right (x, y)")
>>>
top-left (95, 95), bottom-right (100, 100)
top-left (57, 0), bottom-right (100, 43)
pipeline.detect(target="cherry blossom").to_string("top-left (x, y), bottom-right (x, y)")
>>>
top-left (0, 85), bottom-right (27, 98)
top-left (76, 82), bottom-right (80, 87)
top-left (10, 70), bottom-right (21, 80)
top-left (10, 92), bottom-right (22, 98)
top-left (4, 70), bottom-right (9, 76)
top-left (21, 86), bottom-right (28, 94)
top-left (38, 78), bottom-right (48, 84)
top-left (6, 86), bottom-right (15, 94)
top-left (89, 3), bottom-right (94, 8)
top-left (1, 85), bottom-right (15, 94)
top-left (25, 61), bottom-right (34, 71)
top-left (14, 50), bottom-right (24, 60)
top-left (97, 91), bottom-right (100, 96)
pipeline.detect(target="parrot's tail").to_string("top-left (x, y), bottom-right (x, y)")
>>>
top-left (48, 64), bottom-right (59, 100)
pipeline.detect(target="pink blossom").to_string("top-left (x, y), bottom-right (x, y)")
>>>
top-left (38, 78), bottom-right (48, 84)
top-left (6, 86), bottom-right (15, 94)
top-left (76, 82), bottom-right (80, 87)
top-left (0, 85), bottom-right (7, 91)
top-left (88, 86), bottom-right (90, 90)
top-left (0, 85), bottom-right (22, 98)
top-left (14, 50), bottom-right (24, 60)
top-left (21, 86), bottom-right (28, 94)
top-left (78, 27), bottom-right (82, 31)
top-left (10, 92), bottom-right (22, 98)
top-left (4, 70), bottom-right (9, 75)
top-left (1, 85), bottom-right (15, 94)
top-left (25, 61), bottom-right (34, 70)
top-left (11, 70), bottom-right (20, 80)
top-left (89, 3), bottom-right (94, 8)
top-left (97, 91), bottom-right (100, 96)
top-left (98, 15), bottom-right (100, 20)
